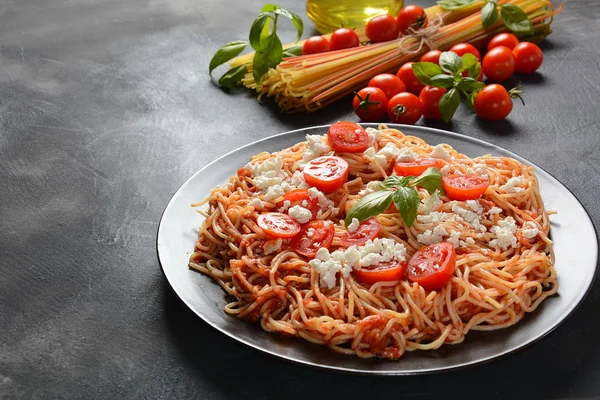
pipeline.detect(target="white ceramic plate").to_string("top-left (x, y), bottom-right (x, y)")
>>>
top-left (157, 124), bottom-right (598, 374)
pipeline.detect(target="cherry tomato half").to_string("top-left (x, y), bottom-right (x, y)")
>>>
top-left (487, 33), bottom-right (519, 51)
top-left (396, 62), bottom-right (426, 95)
top-left (397, 5), bottom-right (428, 35)
top-left (353, 260), bottom-right (407, 284)
top-left (482, 46), bottom-right (515, 82)
top-left (290, 220), bottom-right (335, 258)
top-left (473, 84), bottom-right (513, 121)
top-left (442, 174), bottom-right (490, 200)
top-left (368, 73), bottom-right (406, 100)
top-left (394, 157), bottom-right (443, 176)
top-left (407, 242), bottom-right (456, 290)
top-left (302, 36), bottom-right (330, 55)
top-left (449, 43), bottom-right (481, 61)
top-left (353, 87), bottom-right (388, 122)
top-left (513, 42), bottom-right (543, 74)
top-left (257, 212), bottom-right (301, 238)
top-left (366, 14), bottom-right (400, 43)
top-left (330, 28), bottom-right (360, 51)
top-left (420, 50), bottom-right (442, 64)
top-left (387, 92), bottom-right (422, 124)
top-left (277, 189), bottom-right (320, 219)
top-left (303, 156), bottom-right (349, 193)
top-left (340, 218), bottom-right (381, 247)
top-left (327, 121), bottom-right (370, 153)
top-left (419, 86), bottom-right (447, 120)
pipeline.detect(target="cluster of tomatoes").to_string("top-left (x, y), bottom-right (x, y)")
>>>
top-left (302, 5), bottom-right (428, 55)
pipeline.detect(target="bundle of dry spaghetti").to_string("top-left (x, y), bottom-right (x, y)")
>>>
top-left (189, 126), bottom-right (557, 360)
top-left (230, 0), bottom-right (561, 113)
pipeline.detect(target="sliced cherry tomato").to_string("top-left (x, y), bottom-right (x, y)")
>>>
top-left (474, 84), bottom-right (513, 121)
top-left (277, 189), bottom-right (320, 219)
top-left (387, 92), bottom-right (422, 124)
top-left (394, 157), bottom-right (442, 176)
top-left (420, 50), bottom-right (442, 64)
top-left (353, 87), bottom-right (388, 122)
top-left (303, 156), bottom-right (349, 193)
top-left (482, 46), bottom-right (515, 82)
top-left (396, 62), bottom-right (426, 95)
top-left (330, 28), bottom-right (360, 51)
top-left (419, 86), bottom-right (447, 120)
top-left (340, 218), bottom-right (381, 247)
top-left (513, 42), bottom-right (543, 74)
top-left (327, 121), bottom-right (369, 153)
top-left (302, 36), bottom-right (330, 55)
top-left (487, 33), bottom-right (519, 51)
top-left (353, 260), bottom-right (407, 284)
top-left (368, 73), bottom-right (406, 100)
top-left (449, 43), bottom-right (481, 61)
top-left (397, 5), bottom-right (428, 35)
top-left (407, 242), bottom-right (456, 290)
top-left (442, 174), bottom-right (490, 200)
top-left (366, 14), bottom-right (400, 43)
top-left (257, 212), bottom-right (301, 238)
top-left (290, 220), bottom-right (335, 258)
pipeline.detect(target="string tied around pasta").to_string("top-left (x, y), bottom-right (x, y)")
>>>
top-left (397, 13), bottom-right (446, 54)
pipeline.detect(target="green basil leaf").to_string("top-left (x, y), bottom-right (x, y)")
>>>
top-left (282, 44), bottom-right (303, 58)
top-left (439, 51), bottom-right (463, 75)
top-left (274, 8), bottom-right (304, 41)
top-left (439, 87), bottom-right (461, 123)
top-left (382, 175), bottom-right (412, 189)
top-left (465, 90), bottom-right (478, 112)
top-left (252, 32), bottom-right (283, 84)
top-left (209, 41), bottom-right (249, 77)
top-left (437, 0), bottom-right (477, 11)
top-left (393, 187), bottom-right (420, 228)
top-left (345, 190), bottom-right (394, 226)
top-left (500, 4), bottom-right (534, 35)
top-left (410, 167), bottom-right (445, 195)
top-left (249, 13), bottom-right (270, 51)
top-left (457, 77), bottom-right (485, 92)
top-left (217, 64), bottom-right (248, 88)
top-left (468, 61), bottom-right (482, 79)
top-left (481, 1), bottom-right (499, 30)
top-left (429, 74), bottom-right (455, 89)
top-left (458, 53), bottom-right (478, 74)
top-left (412, 62), bottom-right (443, 85)
top-left (261, 4), bottom-right (279, 12)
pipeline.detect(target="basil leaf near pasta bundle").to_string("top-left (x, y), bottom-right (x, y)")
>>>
top-left (345, 167), bottom-right (444, 228)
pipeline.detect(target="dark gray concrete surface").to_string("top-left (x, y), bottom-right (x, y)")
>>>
top-left (1, 0), bottom-right (599, 398)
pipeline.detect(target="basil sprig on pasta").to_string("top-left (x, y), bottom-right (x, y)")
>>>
top-left (345, 168), bottom-right (444, 228)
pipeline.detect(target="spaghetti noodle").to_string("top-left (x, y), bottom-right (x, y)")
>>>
top-left (189, 125), bottom-right (557, 360)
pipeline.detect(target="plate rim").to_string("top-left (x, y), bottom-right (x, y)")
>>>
top-left (157, 123), bottom-right (599, 375)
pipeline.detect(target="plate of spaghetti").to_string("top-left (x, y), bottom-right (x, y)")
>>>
top-left (157, 123), bottom-right (597, 374)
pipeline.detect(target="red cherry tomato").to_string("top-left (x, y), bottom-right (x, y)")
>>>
top-left (353, 87), bottom-right (388, 122)
top-left (513, 42), bottom-right (543, 74)
top-left (473, 84), bottom-right (514, 121)
top-left (327, 121), bottom-right (370, 153)
top-left (353, 260), bottom-right (407, 284)
top-left (277, 189), bottom-right (320, 219)
top-left (487, 33), bottom-right (519, 51)
top-left (303, 156), bottom-right (349, 193)
top-left (396, 62), bottom-right (426, 95)
top-left (290, 220), bottom-right (335, 258)
top-left (449, 43), bottom-right (481, 61)
top-left (329, 28), bottom-right (360, 51)
top-left (419, 86), bottom-right (447, 120)
top-left (420, 50), bottom-right (442, 64)
top-left (482, 46), bottom-right (515, 82)
top-left (366, 14), bottom-right (400, 43)
top-left (394, 157), bottom-right (443, 176)
top-left (407, 242), bottom-right (456, 290)
top-left (442, 174), bottom-right (490, 200)
top-left (397, 5), bottom-right (428, 35)
top-left (387, 92), bottom-right (422, 124)
top-left (257, 212), bottom-right (301, 238)
top-left (340, 218), bottom-right (381, 247)
top-left (302, 36), bottom-right (330, 55)
top-left (368, 73), bottom-right (406, 99)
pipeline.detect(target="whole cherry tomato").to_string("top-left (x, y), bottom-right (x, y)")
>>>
top-left (513, 42), bottom-right (543, 74)
top-left (419, 86), bottom-right (447, 120)
top-left (450, 42), bottom-right (481, 61)
top-left (473, 84), bottom-right (516, 121)
top-left (366, 14), bottom-right (400, 43)
top-left (302, 36), bottom-right (330, 55)
top-left (353, 87), bottom-right (388, 122)
top-left (387, 92), bottom-right (422, 124)
top-left (397, 5), bottom-right (428, 35)
top-left (368, 73), bottom-right (406, 99)
top-left (420, 50), bottom-right (442, 64)
top-left (396, 62), bottom-right (426, 95)
top-left (329, 28), bottom-right (360, 51)
top-left (482, 46), bottom-right (515, 82)
top-left (487, 33), bottom-right (519, 51)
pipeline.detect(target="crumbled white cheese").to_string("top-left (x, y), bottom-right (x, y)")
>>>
top-left (372, 154), bottom-right (389, 168)
top-left (252, 157), bottom-right (287, 191)
top-left (502, 176), bottom-right (525, 193)
top-left (417, 211), bottom-right (453, 224)
top-left (396, 147), bottom-right (419, 162)
top-left (489, 217), bottom-right (518, 249)
top-left (277, 200), bottom-right (291, 213)
top-left (465, 237), bottom-right (475, 245)
top-left (264, 185), bottom-right (285, 202)
top-left (264, 238), bottom-right (282, 255)
top-left (365, 127), bottom-right (381, 145)
top-left (303, 134), bottom-right (331, 163)
top-left (451, 203), bottom-right (487, 232)
top-left (290, 170), bottom-right (308, 189)
top-left (447, 231), bottom-right (461, 248)
top-left (433, 225), bottom-right (449, 237)
top-left (466, 200), bottom-right (484, 215)
top-left (248, 198), bottom-right (263, 208)
top-left (522, 221), bottom-right (540, 239)
top-left (440, 164), bottom-right (451, 175)
top-left (358, 180), bottom-right (383, 196)
top-left (347, 218), bottom-right (360, 233)
top-left (288, 205), bottom-right (312, 224)
top-left (420, 190), bottom-right (442, 214)
top-left (488, 206), bottom-right (503, 215)
top-left (308, 187), bottom-right (334, 210)
top-left (430, 144), bottom-right (452, 161)
top-left (417, 229), bottom-right (444, 245)
top-left (363, 147), bottom-right (375, 157)
top-left (307, 227), bottom-right (315, 238)
top-left (473, 163), bottom-right (487, 174)
top-left (372, 143), bottom-right (401, 168)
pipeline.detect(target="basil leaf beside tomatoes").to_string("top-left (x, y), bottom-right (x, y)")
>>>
top-left (410, 167), bottom-right (445, 195)
top-left (481, 1), bottom-right (499, 30)
top-left (393, 187), bottom-right (420, 228)
top-left (344, 191), bottom-right (393, 227)
top-left (500, 4), bottom-right (533, 35)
